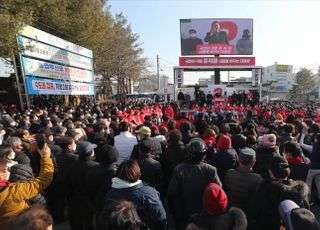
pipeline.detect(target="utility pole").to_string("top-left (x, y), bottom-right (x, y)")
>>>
top-left (157, 55), bottom-right (160, 90)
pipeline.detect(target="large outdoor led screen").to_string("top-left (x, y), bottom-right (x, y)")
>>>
top-left (180, 18), bottom-right (253, 55)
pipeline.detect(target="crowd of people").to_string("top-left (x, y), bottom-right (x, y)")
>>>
top-left (0, 100), bottom-right (320, 230)
top-left (177, 88), bottom-right (260, 110)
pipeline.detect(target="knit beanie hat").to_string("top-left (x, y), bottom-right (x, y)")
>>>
top-left (262, 134), bottom-right (277, 148)
top-left (203, 183), bottom-right (228, 215)
top-left (217, 135), bottom-right (232, 150)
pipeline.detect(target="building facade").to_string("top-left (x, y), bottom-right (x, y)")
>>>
top-left (262, 63), bottom-right (296, 100)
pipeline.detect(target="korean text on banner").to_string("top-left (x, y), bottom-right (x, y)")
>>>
top-left (18, 36), bottom-right (93, 70)
top-left (252, 69), bottom-right (261, 87)
top-left (175, 69), bottom-right (184, 88)
top-left (22, 57), bottom-right (94, 83)
top-left (196, 44), bottom-right (235, 55)
top-left (180, 18), bottom-right (253, 56)
top-left (20, 25), bottom-right (93, 58)
top-left (179, 56), bottom-right (255, 66)
top-left (25, 77), bottom-right (94, 95)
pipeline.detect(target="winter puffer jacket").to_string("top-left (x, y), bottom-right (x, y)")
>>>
top-left (105, 178), bottom-right (167, 230)
top-left (251, 179), bottom-right (309, 230)
top-left (131, 137), bottom-right (162, 161)
top-left (187, 207), bottom-right (247, 230)
top-left (0, 157), bottom-right (53, 227)
top-left (167, 161), bottom-right (222, 225)
top-left (254, 146), bottom-right (280, 178)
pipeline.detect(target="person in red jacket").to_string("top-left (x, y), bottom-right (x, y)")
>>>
top-left (202, 128), bottom-right (216, 148)
top-left (164, 105), bottom-right (174, 119)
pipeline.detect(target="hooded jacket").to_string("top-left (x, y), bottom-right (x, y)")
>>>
top-left (210, 148), bottom-right (238, 179)
top-left (187, 207), bottom-right (247, 230)
top-left (0, 157), bottom-right (53, 227)
top-left (254, 146), bottom-right (280, 178)
top-left (251, 179), bottom-right (309, 230)
top-left (105, 177), bottom-right (167, 230)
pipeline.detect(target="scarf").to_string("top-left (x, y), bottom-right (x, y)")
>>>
top-left (287, 156), bottom-right (304, 165)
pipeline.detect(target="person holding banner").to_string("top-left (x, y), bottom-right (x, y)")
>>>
top-left (204, 21), bottom-right (229, 44)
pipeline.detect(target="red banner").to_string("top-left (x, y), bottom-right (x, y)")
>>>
top-left (179, 56), bottom-right (255, 67)
top-left (214, 98), bottom-right (226, 105)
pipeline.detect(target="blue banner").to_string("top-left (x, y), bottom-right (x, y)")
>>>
top-left (26, 77), bottom-right (94, 95)
top-left (18, 36), bottom-right (93, 70)
top-left (22, 57), bottom-right (94, 83)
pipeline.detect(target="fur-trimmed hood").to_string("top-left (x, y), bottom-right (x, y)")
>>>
top-left (187, 207), bottom-right (247, 230)
top-left (259, 178), bottom-right (309, 207)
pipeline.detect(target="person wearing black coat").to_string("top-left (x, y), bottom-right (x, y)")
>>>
top-left (167, 139), bottom-right (221, 230)
top-left (54, 137), bottom-right (78, 223)
top-left (28, 132), bottom-right (60, 176)
top-left (66, 141), bottom-right (99, 230)
top-left (88, 121), bottom-right (112, 163)
top-left (231, 125), bottom-right (247, 154)
top-left (131, 126), bottom-right (162, 161)
top-left (28, 133), bottom-right (61, 223)
top-left (223, 148), bottom-right (262, 219)
top-left (55, 137), bottom-right (79, 184)
top-left (161, 130), bottom-right (187, 190)
top-left (136, 142), bottom-right (164, 197)
top-left (181, 122), bottom-right (195, 145)
top-left (177, 91), bottom-right (185, 108)
top-left (187, 183), bottom-right (247, 230)
top-left (86, 144), bottom-right (118, 218)
top-left (194, 113), bottom-right (208, 137)
top-left (251, 156), bottom-right (309, 230)
top-left (278, 124), bottom-right (294, 154)
top-left (29, 116), bottom-right (41, 134)
top-left (210, 135), bottom-right (238, 179)
top-left (254, 134), bottom-right (280, 178)
top-left (284, 141), bottom-right (309, 181)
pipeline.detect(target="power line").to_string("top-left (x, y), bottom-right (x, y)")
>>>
top-left (159, 57), bottom-right (177, 66)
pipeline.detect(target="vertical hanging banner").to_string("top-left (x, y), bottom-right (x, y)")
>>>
top-left (174, 69), bottom-right (184, 88)
top-left (252, 68), bottom-right (261, 87)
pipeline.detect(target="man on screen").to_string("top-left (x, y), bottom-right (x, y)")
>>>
top-left (182, 29), bottom-right (203, 55)
top-left (204, 21), bottom-right (228, 44)
top-left (236, 29), bottom-right (253, 54)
